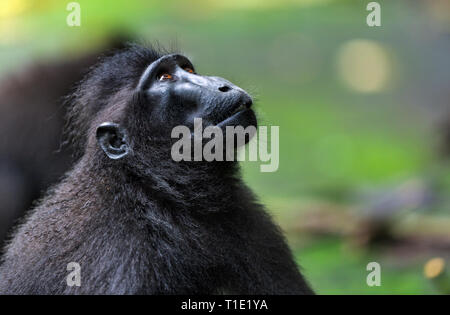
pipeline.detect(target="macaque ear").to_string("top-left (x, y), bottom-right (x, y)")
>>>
top-left (96, 122), bottom-right (129, 160)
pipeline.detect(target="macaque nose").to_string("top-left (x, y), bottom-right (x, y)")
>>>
top-left (218, 85), bottom-right (231, 92)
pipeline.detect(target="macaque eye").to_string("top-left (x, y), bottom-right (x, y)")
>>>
top-left (184, 67), bottom-right (195, 74)
top-left (158, 73), bottom-right (173, 81)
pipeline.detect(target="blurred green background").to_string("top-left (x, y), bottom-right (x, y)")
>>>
top-left (1, 0), bottom-right (449, 294)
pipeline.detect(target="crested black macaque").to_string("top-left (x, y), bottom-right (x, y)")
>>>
top-left (0, 44), bottom-right (314, 295)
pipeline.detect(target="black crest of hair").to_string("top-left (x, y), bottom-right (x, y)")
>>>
top-left (0, 43), bottom-right (314, 294)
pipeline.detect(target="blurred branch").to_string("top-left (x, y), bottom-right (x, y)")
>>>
top-left (288, 205), bottom-right (450, 250)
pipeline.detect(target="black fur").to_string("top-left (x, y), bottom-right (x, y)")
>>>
top-left (0, 37), bottom-right (129, 249)
top-left (0, 44), bottom-right (313, 295)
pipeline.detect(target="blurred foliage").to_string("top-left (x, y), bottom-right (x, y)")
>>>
top-left (1, 0), bottom-right (449, 294)
top-left (297, 238), bottom-right (427, 294)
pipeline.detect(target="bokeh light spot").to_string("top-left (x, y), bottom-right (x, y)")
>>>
top-left (336, 39), bottom-right (391, 93)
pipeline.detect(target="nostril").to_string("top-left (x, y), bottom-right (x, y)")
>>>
top-left (218, 85), bottom-right (231, 92)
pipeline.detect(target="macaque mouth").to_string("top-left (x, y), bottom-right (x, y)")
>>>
top-left (216, 99), bottom-right (256, 129)
top-left (217, 99), bottom-right (253, 123)
top-left (231, 99), bottom-right (253, 115)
